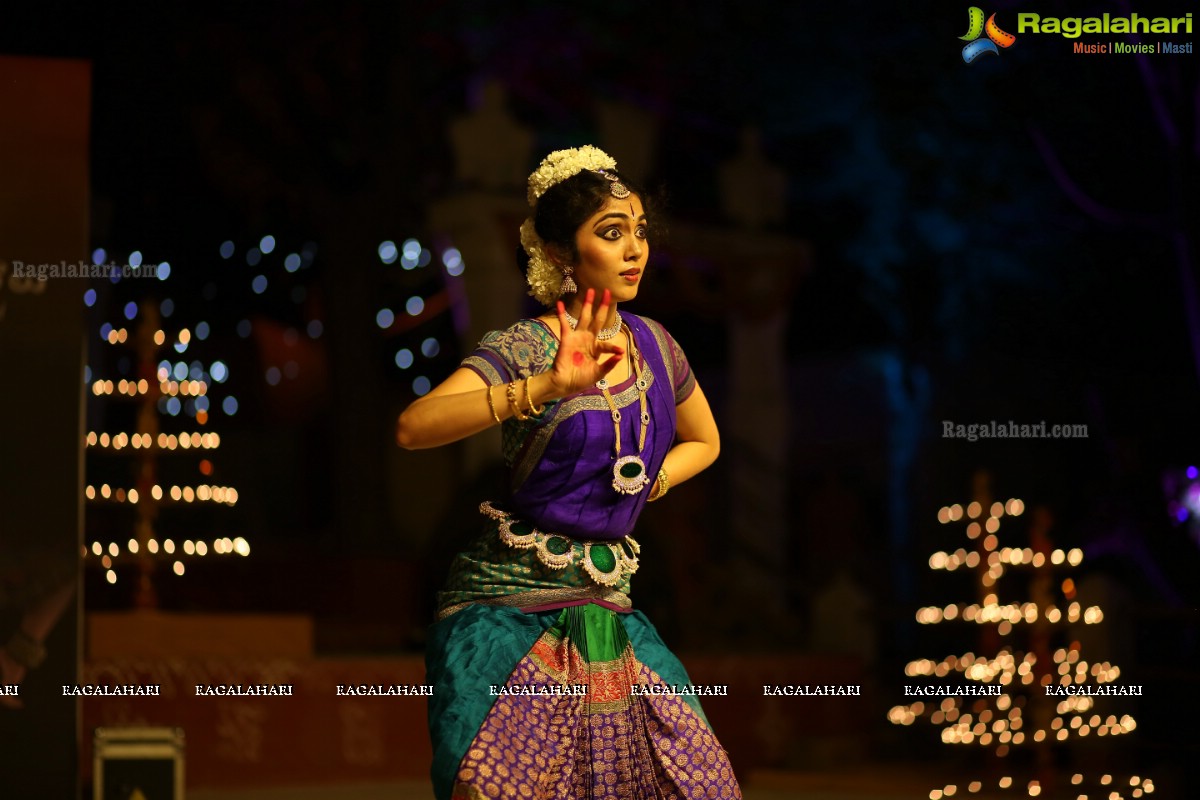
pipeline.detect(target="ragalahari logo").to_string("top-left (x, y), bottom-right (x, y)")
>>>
top-left (960, 7), bottom-right (1017, 63)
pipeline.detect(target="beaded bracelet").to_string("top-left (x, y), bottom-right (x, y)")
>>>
top-left (506, 381), bottom-right (530, 421)
top-left (647, 467), bottom-right (670, 502)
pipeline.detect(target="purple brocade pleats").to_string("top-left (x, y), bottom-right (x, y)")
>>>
top-left (449, 611), bottom-right (740, 800)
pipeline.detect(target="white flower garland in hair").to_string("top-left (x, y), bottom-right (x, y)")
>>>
top-left (520, 218), bottom-right (562, 306)
top-left (525, 145), bottom-right (617, 206)
top-left (520, 145), bottom-right (621, 306)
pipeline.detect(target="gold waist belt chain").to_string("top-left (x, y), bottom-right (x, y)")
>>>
top-left (479, 501), bottom-right (640, 588)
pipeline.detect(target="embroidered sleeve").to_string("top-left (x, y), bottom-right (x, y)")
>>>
top-left (641, 318), bottom-right (697, 405)
top-left (462, 321), bottom-right (558, 467)
top-left (664, 328), bottom-right (697, 404)
top-left (461, 320), bottom-right (556, 386)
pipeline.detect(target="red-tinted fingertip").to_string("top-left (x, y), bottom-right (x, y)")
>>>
top-left (585, 288), bottom-right (595, 302)
top-left (601, 288), bottom-right (612, 303)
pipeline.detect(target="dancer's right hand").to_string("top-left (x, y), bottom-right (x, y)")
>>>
top-left (549, 288), bottom-right (625, 397)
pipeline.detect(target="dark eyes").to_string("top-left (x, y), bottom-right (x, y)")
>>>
top-left (601, 226), bottom-right (649, 240)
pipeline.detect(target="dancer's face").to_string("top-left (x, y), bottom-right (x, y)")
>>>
top-left (570, 194), bottom-right (648, 305)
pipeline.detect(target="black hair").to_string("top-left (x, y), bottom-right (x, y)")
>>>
top-left (515, 169), bottom-right (662, 277)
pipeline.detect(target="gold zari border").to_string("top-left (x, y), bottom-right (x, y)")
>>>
top-left (436, 587), bottom-right (632, 622)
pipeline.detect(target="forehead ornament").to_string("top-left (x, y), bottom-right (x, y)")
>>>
top-left (595, 169), bottom-right (631, 199)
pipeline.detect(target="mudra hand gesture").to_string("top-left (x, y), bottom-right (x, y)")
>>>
top-left (550, 288), bottom-right (625, 397)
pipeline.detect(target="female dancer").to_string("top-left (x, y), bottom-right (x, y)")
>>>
top-left (397, 145), bottom-right (741, 799)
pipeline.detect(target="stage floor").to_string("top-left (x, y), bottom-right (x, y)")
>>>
top-left (188, 785), bottom-right (908, 800)
top-left (185, 768), bottom-right (948, 800)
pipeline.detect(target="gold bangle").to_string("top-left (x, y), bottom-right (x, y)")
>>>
top-left (647, 467), bottom-right (670, 502)
top-left (485, 385), bottom-right (501, 424)
top-left (506, 381), bottom-right (530, 421)
top-left (523, 375), bottom-right (545, 416)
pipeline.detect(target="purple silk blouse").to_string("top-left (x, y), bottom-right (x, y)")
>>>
top-left (462, 313), bottom-right (695, 541)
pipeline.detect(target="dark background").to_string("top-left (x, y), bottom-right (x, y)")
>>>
top-left (3, 0), bottom-right (1197, 794)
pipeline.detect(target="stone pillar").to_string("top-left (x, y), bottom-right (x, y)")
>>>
top-left (0, 54), bottom-right (90, 798)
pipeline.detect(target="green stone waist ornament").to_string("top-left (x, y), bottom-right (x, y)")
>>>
top-left (480, 501), bottom-right (640, 587)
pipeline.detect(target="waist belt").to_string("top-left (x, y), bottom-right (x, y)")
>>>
top-left (480, 501), bottom-right (640, 588)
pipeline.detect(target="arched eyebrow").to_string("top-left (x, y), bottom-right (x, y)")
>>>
top-left (591, 211), bottom-right (648, 229)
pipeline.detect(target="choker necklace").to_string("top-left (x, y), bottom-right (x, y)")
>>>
top-left (596, 326), bottom-right (651, 494)
top-left (563, 308), bottom-right (623, 341)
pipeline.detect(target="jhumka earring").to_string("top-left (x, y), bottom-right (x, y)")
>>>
top-left (560, 265), bottom-right (578, 295)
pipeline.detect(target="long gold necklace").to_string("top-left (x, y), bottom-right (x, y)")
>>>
top-left (595, 326), bottom-right (650, 494)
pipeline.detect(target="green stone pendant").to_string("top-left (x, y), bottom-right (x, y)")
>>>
top-left (612, 455), bottom-right (650, 494)
top-left (545, 536), bottom-right (571, 555)
top-left (582, 542), bottom-right (625, 586)
top-left (590, 545), bottom-right (616, 574)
